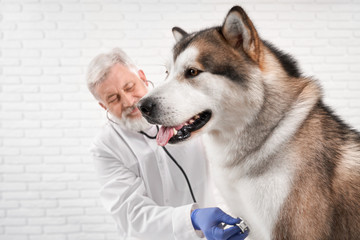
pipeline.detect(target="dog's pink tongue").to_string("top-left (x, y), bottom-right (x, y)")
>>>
top-left (157, 126), bottom-right (174, 146)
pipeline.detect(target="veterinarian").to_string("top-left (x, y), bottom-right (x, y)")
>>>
top-left (86, 48), bottom-right (249, 240)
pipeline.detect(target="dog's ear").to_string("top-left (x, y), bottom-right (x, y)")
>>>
top-left (222, 6), bottom-right (261, 63)
top-left (172, 27), bottom-right (188, 42)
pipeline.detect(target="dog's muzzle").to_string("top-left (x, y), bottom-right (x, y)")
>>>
top-left (138, 97), bottom-right (212, 146)
top-left (137, 97), bottom-right (159, 124)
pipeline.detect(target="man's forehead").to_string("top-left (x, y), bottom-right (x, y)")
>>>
top-left (95, 67), bottom-right (122, 96)
top-left (107, 63), bottom-right (126, 78)
top-left (105, 64), bottom-right (137, 84)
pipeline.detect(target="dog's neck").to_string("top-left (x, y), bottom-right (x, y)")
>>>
top-left (207, 77), bottom-right (322, 173)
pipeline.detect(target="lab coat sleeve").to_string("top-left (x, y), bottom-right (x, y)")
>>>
top-left (91, 141), bottom-right (202, 239)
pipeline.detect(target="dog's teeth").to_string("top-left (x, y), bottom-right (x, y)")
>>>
top-left (184, 123), bottom-right (189, 126)
top-left (173, 128), bottom-right (178, 135)
top-left (189, 119), bottom-right (195, 124)
top-left (194, 115), bottom-right (200, 120)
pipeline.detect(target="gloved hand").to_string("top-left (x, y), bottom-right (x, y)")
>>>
top-left (191, 207), bottom-right (249, 240)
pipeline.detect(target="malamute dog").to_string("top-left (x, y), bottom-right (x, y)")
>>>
top-left (138, 6), bottom-right (360, 240)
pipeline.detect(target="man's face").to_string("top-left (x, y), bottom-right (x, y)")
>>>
top-left (96, 63), bottom-right (148, 120)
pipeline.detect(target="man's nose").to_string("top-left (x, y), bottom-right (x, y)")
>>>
top-left (137, 97), bottom-right (156, 118)
top-left (122, 93), bottom-right (135, 107)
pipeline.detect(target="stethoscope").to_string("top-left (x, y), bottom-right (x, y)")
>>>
top-left (141, 126), bottom-right (249, 234)
top-left (106, 111), bottom-right (197, 203)
top-left (140, 126), bottom-right (197, 203)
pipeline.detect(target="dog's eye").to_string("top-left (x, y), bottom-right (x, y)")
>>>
top-left (185, 68), bottom-right (201, 78)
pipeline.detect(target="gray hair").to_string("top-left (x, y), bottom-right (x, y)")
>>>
top-left (86, 48), bottom-right (138, 99)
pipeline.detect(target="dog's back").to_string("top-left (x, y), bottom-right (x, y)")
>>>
top-left (273, 101), bottom-right (360, 239)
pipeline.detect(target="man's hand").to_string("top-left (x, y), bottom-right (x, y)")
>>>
top-left (191, 207), bottom-right (249, 240)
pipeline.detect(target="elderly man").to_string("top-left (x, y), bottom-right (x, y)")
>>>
top-left (86, 48), bottom-right (248, 240)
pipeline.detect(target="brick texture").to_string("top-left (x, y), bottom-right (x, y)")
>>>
top-left (1, 0), bottom-right (359, 239)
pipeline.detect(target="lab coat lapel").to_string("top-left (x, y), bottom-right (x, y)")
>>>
top-left (111, 123), bottom-right (158, 163)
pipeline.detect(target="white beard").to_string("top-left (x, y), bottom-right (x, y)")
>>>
top-left (119, 115), bottom-right (152, 132)
top-left (109, 106), bottom-right (152, 132)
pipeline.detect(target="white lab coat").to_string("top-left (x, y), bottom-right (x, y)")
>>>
top-left (90, 122), bottom-right (215, 239)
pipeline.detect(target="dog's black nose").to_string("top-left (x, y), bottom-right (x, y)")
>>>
top-left (138, 98), bottom-right (156, 117)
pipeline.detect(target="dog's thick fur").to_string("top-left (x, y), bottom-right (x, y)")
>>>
top-left (138, 6), bottom-right (360, 240)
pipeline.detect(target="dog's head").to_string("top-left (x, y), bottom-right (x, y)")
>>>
top-left (138, 6), bottom-right (298, 146)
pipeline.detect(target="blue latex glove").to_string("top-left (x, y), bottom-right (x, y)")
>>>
top-left (191, 207), bottom-right (249, 240)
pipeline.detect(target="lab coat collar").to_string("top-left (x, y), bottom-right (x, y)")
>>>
top-left (109, 122), bottom-right (158, 161)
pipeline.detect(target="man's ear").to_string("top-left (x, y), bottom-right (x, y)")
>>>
top-left (138, 69), bottom-right (148, 86)
top-left (172, 27), bottom-right (188, 42)
top-left (222, 6), bottom-right (261, 64)
top-left (99, 102), bottom-right (107, 111)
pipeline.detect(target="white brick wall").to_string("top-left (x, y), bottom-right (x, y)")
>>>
top-left (0, 0), bottom-right (359, 239)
